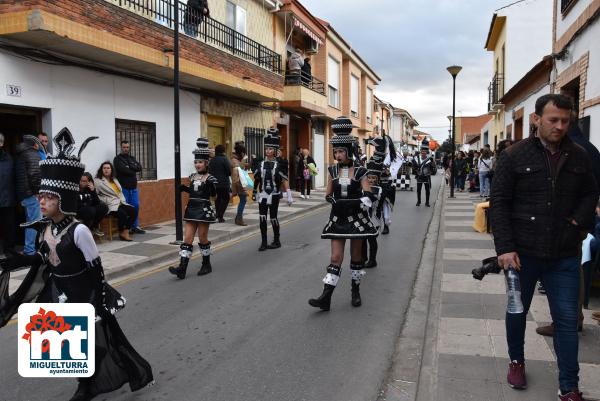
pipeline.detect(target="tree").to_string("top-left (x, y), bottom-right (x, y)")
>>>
top-left (437, 138), bottom-right (453, 155)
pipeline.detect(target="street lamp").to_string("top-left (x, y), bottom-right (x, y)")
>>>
top-left (172, 0), bottom-right (183, 243)
top-left (447, 65), bottom-right (462, 198)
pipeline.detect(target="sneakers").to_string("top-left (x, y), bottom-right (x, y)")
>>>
top-left (507, 361), bottom-right (527, 389)
top-left (558, 389), bottom-right (585, 401)
top-left (306, 195), bottom-right (310, 199)
top-left (130, 227), bottom-right (146, 234)
top-left (537, 281), bottom-right (546, 294)
top-left (93, 228), bottom-right (105, 237)
top-left (299, 194), bottom-right (306, 199)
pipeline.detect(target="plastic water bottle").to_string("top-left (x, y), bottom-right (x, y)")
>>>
top-left (505, 267), bottom-right (524, 314)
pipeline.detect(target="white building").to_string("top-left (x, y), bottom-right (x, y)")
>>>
top-left (552, 0), bottom-right (600, 145)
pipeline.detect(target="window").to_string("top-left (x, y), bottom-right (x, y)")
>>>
top-left (327, 56), bottom-right (340, 109)
top-left (244, 127), bottom-right (265, 166)
top-left (366, 88), bottom-right (373, 123)
top-left (350, 75), bottom-right (359, 117)
top-left (226, 1), bottom-right (246, 35)
top-left (115, 119), bottom-right (157, 181)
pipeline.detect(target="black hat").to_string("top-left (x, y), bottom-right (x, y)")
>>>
top-left (330, 116), bottom-right (356, 159)
top-left (420, 138), bottom-right (430, 151)
top-left (264, 127), bottom-right (280, 149)
top-left (39, 128), bottom-right (97, 215)
top-left (193, 137), bottom-right (211, 161)
top-left (366, 156), bottom-right (384, 177)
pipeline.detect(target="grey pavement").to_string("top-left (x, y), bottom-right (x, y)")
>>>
top-left (380, 185), bottom-right (600, 401)
top-left (6, 189), bottom-right (328, 295)
top-left (0, 179), bottom-right (443, 401)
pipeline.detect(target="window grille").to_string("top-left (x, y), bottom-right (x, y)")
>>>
top-left (115, 119), bottom-right (157, 181)
top-left (244, 127), bottom-right (265, 167)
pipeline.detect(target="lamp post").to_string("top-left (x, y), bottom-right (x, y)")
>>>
top-left (173, 0), bottom-right (183, 243)
top-left (447, 65), bottom-right (462, 198)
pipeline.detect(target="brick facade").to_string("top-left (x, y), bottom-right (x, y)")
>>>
top-left (0, 0), bottom-right (283, 93)
top-left (554, 52), bottom-right (589, 117)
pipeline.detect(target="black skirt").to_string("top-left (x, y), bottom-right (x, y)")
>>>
top-left (184, 198), bottom-right (216, 223)
top-left (321, 199), bottom-right (378, 239)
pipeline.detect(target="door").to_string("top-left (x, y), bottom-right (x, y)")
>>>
top-left (207, 125), bottom-right (225, 150)
top-left (313, 129), bottom-right (325, 188)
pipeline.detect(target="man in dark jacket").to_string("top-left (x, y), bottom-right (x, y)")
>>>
top-left (490, 94), bottom-right (598, 400)
top-left (0, 133), bottom-right (17, 256)
top-left (184, 0), bottom-right (209, 37)
top-left (208, 144), bottom-right (232, 223)
top-left (15, 135), bottom-right (41, 255)
top-left (114, 140), bottom-right (145, 234)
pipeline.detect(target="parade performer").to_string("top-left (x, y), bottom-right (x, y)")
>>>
top-left (376, 135), bottom-right (400, 235)
top-left (308, 117), bottom-right (378, 310)
top-left (413, 139), bottom-right (436, 207)
top-left (362, 151), bottom-right (385, 268)
top-left (252, 127), bottom-right (293, 251)
top-left (169, 138), bottom-right (217, 279)
top-left (0, 128), bottom-right (153, 401)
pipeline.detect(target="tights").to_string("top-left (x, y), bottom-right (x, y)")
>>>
top-left (259, 196), bottom-right (280, 243)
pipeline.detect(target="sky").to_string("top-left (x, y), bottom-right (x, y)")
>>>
top-left (300, 0), bottom-right (511, 141)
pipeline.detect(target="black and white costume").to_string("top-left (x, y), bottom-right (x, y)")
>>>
top-left (370, 136), bottom-right (400, 234)
top-left (414, 139), bottom-right (436, 207)
top-left (309, 117), bottom-right (378, 311)
top-left (0, 128), bottom-right (153, 401)
top-left (170, 138), bottom-right (216, 279)
top-left (253, 127), bottom-right (293, 251)
top-left (361, 150), bottom-right (386, 268)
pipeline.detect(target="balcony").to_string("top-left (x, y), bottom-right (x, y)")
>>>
top-left (107, 0), bottom-right (282, 74)
top-left (488, 73), bottom-right (505, 114)
top-left (0, 0), bottom-right (283, 102)
top-left (280, 70), bottom-right (327, 115)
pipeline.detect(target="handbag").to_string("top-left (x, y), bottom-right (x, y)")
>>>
top-left (303, 167), bottom-right (311, 180)
top-left (238, 167), bottom-right (254, 191)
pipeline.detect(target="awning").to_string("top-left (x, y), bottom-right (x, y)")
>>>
top-left (293, 17), bottom-right (323, 46)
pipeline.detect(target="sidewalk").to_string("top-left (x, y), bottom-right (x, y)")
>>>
top-left (7, 189), bottom-right (327, 293)
top-left (431, 189), bottom-right (600, 400)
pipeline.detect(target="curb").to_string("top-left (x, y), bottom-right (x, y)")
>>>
top-left (104, 201), bottom-right (329, 282)
top-left (377, 182), bottom-right (445, 401)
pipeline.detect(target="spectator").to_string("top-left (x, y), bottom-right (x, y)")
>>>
top-left (288, 48), bottom-right (304, 84)
top-left (477, 149), bottom-right (493, 198)
top-left (297, 148), bottom-right (315, 199)
top-left (453, 151), bottom-right (467, 192)
top-left (95, 162), bottom-right (137, 242)
top-left (0, 133), bottom-right (16, 256)
top-left (15, 135), bottom-right (41, 255)
top-left (77, 172), bottom-right (108, 236)
top-left (231, 142), bottom-right (248, 226)
top-left (37, 132), bottom-right (48, 161)
top-left (208, 144), bottom-right (231, 223)
top-left (294, 147), bottom-right (302, 191)
top-left (114, 140), bottom-right (145, 234)
top-left (301, 56), bottom-right (312, 85)
top-left (490, 94), bottom-right (598, 400)
top-left (184, 0), bottom-right (209, 37)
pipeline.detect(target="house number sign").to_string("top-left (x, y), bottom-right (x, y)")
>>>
top-left (6, 84), bottom-right (22, 97)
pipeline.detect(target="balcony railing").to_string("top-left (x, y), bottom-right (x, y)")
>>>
top-left (488, 73), bottom-right (504, 112)
top-left (284, 70), bottom-right (325, 96)
top-left (561, 0), bottom-right (577, 13)
top-left (106, 0), bottom-right (282, 74)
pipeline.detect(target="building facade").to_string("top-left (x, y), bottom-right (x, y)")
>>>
top-left (552, 0), bottom-right (600, 144)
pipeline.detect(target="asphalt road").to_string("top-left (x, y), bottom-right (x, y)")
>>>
top-left (0, 177), bottom-right (441, 401)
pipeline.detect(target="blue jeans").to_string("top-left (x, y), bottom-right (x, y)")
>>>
top-left (122, 188), bottom-right (140, 228)
top-left (479, 172), bottom-right (490, 196)
top-left (455, 175), bottom-right (465, 190)
top-left (506, 255), bottom-right (580, 392)
top-left (20, 195), bottom-right (41, 255)
top-left (237, 193), bottom-right (247, 217)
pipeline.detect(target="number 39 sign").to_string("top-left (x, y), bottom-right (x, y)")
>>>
top-left (6, 84), bottom-right (22, 97)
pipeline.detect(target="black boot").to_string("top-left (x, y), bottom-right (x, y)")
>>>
top-left (268, 218), bottom-right (281, 248)
top-left (382, 224), bottom-right (390, 235)
top-left (365, 238), bottom-right (378, 268)
top-left (69, 379), bottom-right (93, 401)
top-left (351, 280), bottom-right (362, 307)
top-left (350, 262), bottom-right (364, 307)
top-left (259, 216), bottom-right (268, 251)
top-left (308, 284), bottom-right (335, 311)
top-left (198, 242), bottom-right (212, 276)
top-left (168, 243), bottom-right (192, 279)
top-left (308, 264), bottom-right (341, 311)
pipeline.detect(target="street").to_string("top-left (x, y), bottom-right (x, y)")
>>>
top-left (0, 178), bottom-right (441, 401)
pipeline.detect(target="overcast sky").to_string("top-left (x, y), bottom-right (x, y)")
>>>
top-left (300, 0), bottom-right (512, 141)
